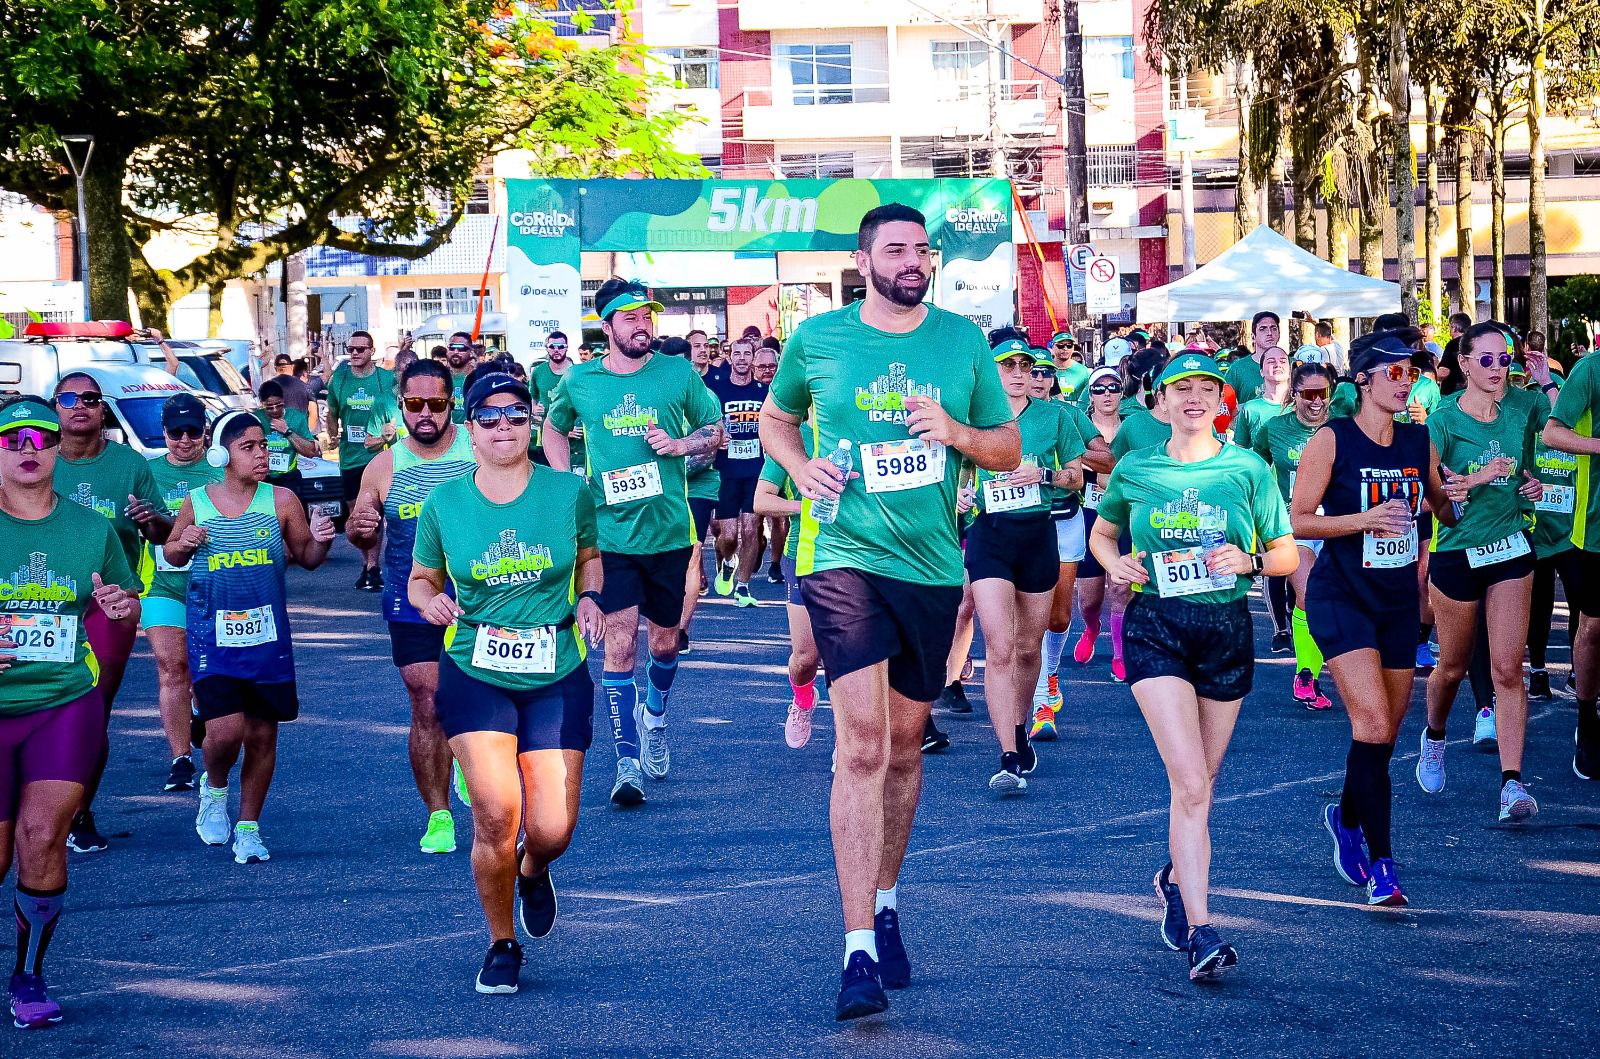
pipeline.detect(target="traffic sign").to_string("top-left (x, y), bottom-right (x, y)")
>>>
top-left (1068, 243), bottom-right (1095, 272)
top-left (1085, 256), bottom-right (1121, 314)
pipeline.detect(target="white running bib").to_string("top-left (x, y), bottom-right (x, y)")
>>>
top-left (861, 438), bottom-right (945, 494)
top-left (0, 612), bottom-right (76, 663)
top-left (471, 623), bottom-right (557, 674)
top-left (1362, 530), bottom-right (1416, 569)
top-left (1083, 480), bottom-right (1105, 511)
top-left (1151, 548), bottom-right (1235, 598)
top-left (1466, 532), bottom-right (1531, 569)
top-left (268, 449), bottom-right (291, 475)
top-left (601, 462), bottom-right (663, 506)
top-left (215, 607), bottom-right (276, 648)
top-left (982, 473), bottom-right (1040, 513)
top-left (345, 424), bottom-right (368, 444)
top-left (729, 438), bottom-right (760, 460)
top-left (1537, 483), bottom-right (1575, 514)
top-left (155, 547), bottom-right (191, 573)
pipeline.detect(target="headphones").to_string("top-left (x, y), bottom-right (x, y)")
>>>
top-left (206, 410), bottom-right (254, 468)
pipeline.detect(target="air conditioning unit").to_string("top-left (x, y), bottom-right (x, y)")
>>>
top-left (1090, 198), bottom-right (1116, 215)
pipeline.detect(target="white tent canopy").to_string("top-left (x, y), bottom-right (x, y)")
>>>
top-left (1136, 225), bottom-right (1401, 323)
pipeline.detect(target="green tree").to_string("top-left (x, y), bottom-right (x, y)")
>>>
top-left (0, 1), bottom-right (701, 328)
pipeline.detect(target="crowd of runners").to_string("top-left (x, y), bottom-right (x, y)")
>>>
top-left (2, 203), bottom-right (1598, 1027)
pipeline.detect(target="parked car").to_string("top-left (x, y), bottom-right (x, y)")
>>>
top-left (410, 311), bottom-right (507, 353)
top-left (132, 339), bottom-right (256, 409)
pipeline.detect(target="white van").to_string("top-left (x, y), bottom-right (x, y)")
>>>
top-left (410, 312), bottom-right (508, 353)
top-left (132, 340), bottom-right (256, 409)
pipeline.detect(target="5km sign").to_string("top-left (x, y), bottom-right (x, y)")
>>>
top-left (1085, 256), bottom-right (1121, 315)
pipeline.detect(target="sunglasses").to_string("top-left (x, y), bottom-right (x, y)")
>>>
top-left (1030, 367), bottom-right (1056, 378)
top-left (403, 396), bottom-right (452, 413)
top-left (348, 346), bottom-right (373, 354)
top-left (0, 426), bottom-right (61, 451)
top-left (54, 392), bottom-right (103, 409)
top-left (1477, 353), bottom-right (1514, 369)
top-left (470, 404), bottom-right (532, 428)
top-left (1377, 363), bottom-right (1422, 383)
top-left (1295, 388), bottom-right (1329, 402)
top-left (1088, 383), bottom-right (1120, 395)
top-left (547, 343), bottom-right (567, 351)
top-left (165, 425), bottom-right (205, 440)
top-left (448, 344), bottom-right (470, 352)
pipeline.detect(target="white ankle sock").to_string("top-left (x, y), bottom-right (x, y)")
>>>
top-left (844, 929), bottom-right (877, 965)
top-left (874, 885), bottom-right (897, 914)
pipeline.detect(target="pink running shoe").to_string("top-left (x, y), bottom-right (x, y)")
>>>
top-left (1310, 679), bottom-right (1333, 711)
top-left (1110, 656), bottom-right (1126, 683)
top-left (1293, 669), bottom-right (1317, 705)
top-left (784, 703), bottom-right (813, 749)
top-left (1072, 624), bottom-right (1100, 665)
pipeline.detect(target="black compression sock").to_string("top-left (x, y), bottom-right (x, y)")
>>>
top-left (1339, 741), bottom-right (1363, 830)
top-left (1501, 770), bottom-right (1521, 785)
top-left (1349, 741), bottom-right (1395, 859)
top-left (1418, 623), bottom-right (1433, 646)
top-left (1425, 725), bottom-right (1447, 741)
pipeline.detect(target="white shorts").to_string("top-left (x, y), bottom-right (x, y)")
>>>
top-left (1054, 510), bottom-right (1087, 564)
top-left (1295, 538), bottom-right (1324, 559)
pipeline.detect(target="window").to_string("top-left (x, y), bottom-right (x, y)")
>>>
top-left (394, 287), bottom-right (493, 329)
top-left (658, 47), bottom-right (720, 90)
top-left (930, 40), bottom-right (1005, 101)
top-left (1087, 144), bottom-right (1137, 185)
top-left (1084, 36), bottom-right (1135, 85)
top-left (782, 43), bottom-right (855, 105)
top-left (780, 152), bottom-right (856, 179)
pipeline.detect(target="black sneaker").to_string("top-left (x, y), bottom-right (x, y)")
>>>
top-left (1186, 924), bottom-right (1238, 981)
top-left (1271, 630), bottom-right (1291, 654)
top-left (874, 908), bottom-right (911, 989)
top-left (945, 681), bottom-right (973, 714)
top-left (66, 811), bottom-right (108, 854)
top-left (920, 717), bottom-right (950, 753)
top-left (189, 709), bottom-right (206, 749)
top-left (1153, 862), bottom-right (1189, 951)
top-left (835, 950), bottom-right (889, 1021)
top-left (1017, 739), bottom-right (1038, 776)
top-left (518, 867), bottom-right (558, 940)
top-left (475, 939), bottom-right (524, 994)
top-left (354, 567), bottom-right (370, 590)
top-left (767, 561), bottom-right (784, 585)
top-left (1576, 718), bottom-right (1599, 781)
top-left (988, 752), bottom-right (1027, 793)
top-left (1528, 668), bottom-right (1552, 700)
top-left (365, 566), bottom-right (384, 593)
top-left (164, 755), bottom-right (198, 792)
top-left (677, 629), bottom-right (691, 655)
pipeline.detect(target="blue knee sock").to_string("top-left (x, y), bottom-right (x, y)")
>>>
top-left (603, 672), bottom-right (639, 760)
top-left (646, 654), bottom-right (679, 717)
top-left (14, 883), bottom-right (64, 977)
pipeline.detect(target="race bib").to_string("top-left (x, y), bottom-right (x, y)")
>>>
top-left (601, 462), bottom-right (663, 506)
top-left (215, 606), bottom-right (276, 648)
top-left (1151, 548), bottom-right (1236, 598)
top-left (268, 449), bottom-right (292, 475)
top-left (1083, 479), bottom-right (1105, 511)
top-left (1362, 531), bottom-right (1416, 569)
top-left (729, 438), bottom-right (761, 460)
top-left (155, 547), bottom-right (192, 574)
top-left (1537, 483), bottom-right (1576, 514)
top-left (0, 612), bottom-right (77, 663)
top-left (471, 623), bottom-right (557, 674)
top-left (1466, 532), bottom-right (1532, 569)
top-left (346, 424), bottom-right (368, 444)
top-left (983, 472), bottom-right (1040, 514)
top-left (861, 439), bottom-right (946, 494)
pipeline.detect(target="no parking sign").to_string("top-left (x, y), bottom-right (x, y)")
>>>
top-left (1085, 256), bottom-right (1121, 314)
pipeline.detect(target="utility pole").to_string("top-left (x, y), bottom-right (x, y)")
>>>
top-left (1063, 0), bottom-right (1089, 328)
top-left (985, 0), bottom-right (1007, 178)
top-left (1178, 71), bottom-right (1197, 275)
top-left (62, 135), bottom-right (94, 321)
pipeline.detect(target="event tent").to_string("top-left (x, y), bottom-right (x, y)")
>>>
top-left (1136, 225), bottom-right (1402, 323)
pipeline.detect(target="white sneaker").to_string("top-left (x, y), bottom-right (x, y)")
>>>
top-left (195, 777), bottom-right (231, 845)
top-left (1498, 779), bottom-right (1538, 823)
top-left (232, 824), bottom-right (270, 864)
top-left (1473, 706), bottom-right (1498, 750)
top-left (635, 702), bottom-right (670, 780)
top-left (1416, 729), bottom-right (1447, 794)
top-left (785, 703), bottom-right (813, 749)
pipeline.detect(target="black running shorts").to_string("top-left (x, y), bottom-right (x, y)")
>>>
top-left (1305, 589), bottom-right (1418, 670)
top-left (435, 655), bottom-right (594, 753)
top-left (800, 566), bottom-right (962, 703)
top-left (388, 620), bottom-right (447, 669)
top-left (1123, 594), bottom-right (1254, 702)
top-left (600, 548), bottom-right (693, 629)
top-left (689, 497), bottom-right (717, 543)
top-left (194, 676), bottom-right (300, 723)
top-left (716, 474), bottom-right (760, 520)
top-left (1427, 543), bottom-right (1535, 603)
top-left (964, 512), bottom-right (1059, 593)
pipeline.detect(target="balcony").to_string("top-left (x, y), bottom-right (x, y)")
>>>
top-left (741, 80), bottom-right (1051, 142)
top-left (300, 213), bottom-right (506, 280)
top-left (738, 0), bottom-right (1045, 31)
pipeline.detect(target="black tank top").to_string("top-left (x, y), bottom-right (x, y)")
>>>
top-left (1307, 416), bottom-right (1430, 613)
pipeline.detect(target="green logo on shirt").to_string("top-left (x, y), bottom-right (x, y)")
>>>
top-left (68, 483), bottom-right (117, 520)
top-left (855, 363), bottom-right (940, 424)
top-left (1148, 489), bottom-right (1228, 541)
top-left (1468, 440), bottom-right (1513, 484)
top-left (601, 393), bottom-right (658, 435)
top-left (471, 529), bottom-right (553, 585)
top-left (346, 387), bottom-right (376, 411)
top-left (1, 552), bottom-right (78, 606)
top-left (1537, 448), bottom-right (1578, 477)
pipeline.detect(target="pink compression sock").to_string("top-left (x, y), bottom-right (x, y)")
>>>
top-left (1110, 611), bottom-right (1125, 661)
top-left (790, 676), bottom-right (816, 711)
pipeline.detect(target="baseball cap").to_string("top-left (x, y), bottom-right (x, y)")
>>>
top-left (273, 353), bottom-right (293, 368)
top-left (992, 338), bottom-right (1033, 362)
top-left (1293, 343), bottom-right (1328, 364)
top-left (1050, 331), bottom-right (1076, 347)
top-left (0, 397), bottom-right (59, 433)
top-left (463, 372), bottom-right (533, 417)
top-left (161, 393), bottom-right (207, 432)
top-left (1087, 366), bottom-right (1120, 389)
top-left (1101, 337), bottom-right (1133, 367)
top-left (1031, 349), bottom-right (1056, 368)
top-left (596, 280), bottom-right (664, 320)
top-left (1347, 332), bottom-right (1416, 379)
top-left (1156, 353), bottom-right (1225, 388)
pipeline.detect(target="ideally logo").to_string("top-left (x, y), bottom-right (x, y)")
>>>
top-left (1469, 440), bottom-right (1513, 483)
top-left (1537, 448), bottom-right (1578, 476)
top-left (471, 529), bottom-right (553, 586)
top-left (68, 483), bottom-right (117, 520)
top-left (509, 210), bottom-right (576, 237)
top-left (944, 206), bottom-right (1004, 235)
top-left (8, 405), bottom-right (29, 419)
top-left (163, 483), bottom-right (191, 514)
top-left (0, 551), bottom-right (77, 609)
top-left (707, 187), bottom-right (818, 235)
top-left (1183, 357), bottom-right (1201, 370)
top-left (854, 363), bottom-right (940, 424)
top-left (346, 386), bottom-right (376, 411)
top-left (602, 393), bottom-right (658, 435)
top-left (1148, 489), bottom-right (1227, 541)
top-left (207, 548), bottom-right (270, 572)
top-left (520, 284), bottom-right (570, 298)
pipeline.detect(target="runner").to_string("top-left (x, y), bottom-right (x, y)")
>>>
top-left (1070, 367), bottom-right (1125, 672)
top-left (407, 372), bottom-right (604, 994)
top-left (1088, 353), bottom-right (1296, 981)
top-left (323, 331), bottom-right (400, 591)
top-left (1229, 346), bottom-right (1289, 451)
top-left (1252, 361), bottom-right (1336, 709)
top-left (755, 443), bottom-right (819, 749)
top-left (256, 380), bottom-right (319, 494)
top-left (0, 396), bottom-right (142, 1029)
top-left (659, 334), bottom-right (719, 655)
top-left (1293, 335), bottom-right (1455, 906)
top-left (759, 203), bottom-right (1019, 1019)
top-left (165, 411), bottom-right (336, 864)
top-left (1050, 333), bottom-right (1090, 407)
top-left (443, 331), bottom-right (476, 423)
top-left (1221, 311), bottom-right (1280, 405)
top-left (966, 339), bottom-right (1085, 789)
top-left (344, 360), bottom-right (477, 854)
top-left (51, 371), bottom-right (172, 853)
top-left (1418, 323), bottom-right (1546, 821)
top-left (143, 394), bottom-right (225, 792)
top-left (1528, 356), bottom-right (1578, 702)
top-left (542, 278), bottom-right (723, 806)
top-left (708, 337), bottom-right (769, 607)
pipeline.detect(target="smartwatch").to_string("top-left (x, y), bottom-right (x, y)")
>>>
top-left (1250, 552), bottom-right (1265, 576)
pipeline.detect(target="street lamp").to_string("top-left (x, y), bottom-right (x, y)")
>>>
top-left (62, 135), bottom-right (95, 321)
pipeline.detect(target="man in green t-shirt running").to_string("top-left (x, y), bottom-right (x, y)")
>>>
top-left (443, 331), bottom-right (477, 424)
top-left (323, 330), bottom-right (401, 590)
top-left (1222, 310), bottom-right (1282, 406)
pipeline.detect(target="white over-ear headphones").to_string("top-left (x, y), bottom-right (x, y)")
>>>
top-left (206, 410), bottom-right (253, 468)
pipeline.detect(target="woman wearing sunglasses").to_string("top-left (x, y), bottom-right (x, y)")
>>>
top-left (1252, 361), bottom-right (1336, 710)
top-left (0, 396), bottom-right (141, 1029)
top-left (1418, 323), bottom-right (1547, 823)
top-left (50, 372), bottom-right (173, 854)
top-left (1293, 334), bottom-right (1455, 906)
top-left (408, 373), bottom-right (604, 995)
top-left (1070, 367), bottom-right (1126, 672)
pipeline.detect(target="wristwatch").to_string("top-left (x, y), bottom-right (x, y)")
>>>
top-left (579, 591), bottom-right (603, 608)
top-left (1042, 468), bottom-right (1055, 488)
top-left (1542, 381), bottom-right (1560, 394)
top-left (1250, 552), bottom-right (1265, 576)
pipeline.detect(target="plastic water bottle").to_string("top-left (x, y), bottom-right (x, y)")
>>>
top-left (1199, 516), bottom-right (1230, 587)
top-left (809, 439), bottom-right (853, 525)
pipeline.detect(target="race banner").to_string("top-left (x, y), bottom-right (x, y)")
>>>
top-left (503, 181), bottom-right (583, 365)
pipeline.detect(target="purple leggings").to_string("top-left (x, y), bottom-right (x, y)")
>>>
top-left (0, 690), bottom-right (105, 824)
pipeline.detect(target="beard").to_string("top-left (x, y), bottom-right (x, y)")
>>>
top-left (616, 329), bottom-right (653, 360)
top-left (869, 263), bottom-right (930, 307)
top-left (408, 418), bottom-right (443, 444)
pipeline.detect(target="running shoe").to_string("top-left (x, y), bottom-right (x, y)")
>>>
top-left (195, 779), bottom-right (231, 844)
top-left (1110, 657), bottom-right (1126, 683)
top-left (714, 557), bottom-right (736, 596)
top-left (1322, 804), bottom-right (1371, 886)
top-left (677, 629), bottom-right (691, 655)
top-left (732, 583), bottom-right (758, 608)
top-left (419, 809), bottom-right (456, 854)
top-left (767, 561), bottom-right (784, 585)
top-left (610, 758), bottom-right (646, 807)
top-left (476, 939), bottom-right (524, 995)
top-left (921, 717), bottom-right (950, 753)
top-left (452, 760), bottom-right (472, 807)
top-left (66, 811), bottom-right (107, 854)
top-left (1046, 673), bottom-right (1063, 713)
top-left (1271, 630), bottom-right (1291, 654)
top-left (1292, 669), bottom-right (1316, 707)
top-left (1416, 729), bottom-right (1447, 794)
top-left (1072, 624), bottom-right (1099, 665)
top-left (943, 680), bottom-right (973, 714)
top-left (1528, 668), bottom-right (1552, 700)
top-left (1416, 641), bottom-right (1437, 670)
top-left (1186, 925), bottom-right (1238, 982)
top-left (874, 907), bottom-right (911, 989)
top-left (988, 752), bottom-right (1027, 794)
top-left (1153, 862), bottom-right (1189, 952)
top-left (8, 973), bottom-right (62, 1030)
top-left (232, 823), bottom-right (270, 864)
top-left (1498, 779), bottom-right (1538, 823)
top-left (835, 950), bottom-right (889, 1021)
top-left (634, 703), bottom-right (671, 780)
top-left (365, 567), bottom-right (384, 593)
top-left (518, 867), bottom-right (558, 939)
top-left (164, 754), bottom-right (198, 792)
top-left (1577, 723), bottom-right (1600, 781)
top-left (1365, 857), bottom-right (1408, 907)
top-left (1473, 706), bottom-right (1497, 750)
top-left (1311, 680), bottom-right (1333, 711)
top-left (354, 567), bottom-right (371, 590)
top-left (1029, 702), bottom-right (1057, 742)
top-left (784, 703), bottom-right (813, 749)
top-left (1017, 739), bottom-right (1038, 776)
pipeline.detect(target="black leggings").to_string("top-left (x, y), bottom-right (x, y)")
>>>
top-left (1467, 607), bottom-right (1493, 712)
top-left (1530, 550), bottom-right (1582, 670)
top-left (1267, 575), bottom-right (1291, 635)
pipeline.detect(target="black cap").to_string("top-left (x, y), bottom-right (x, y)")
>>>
top-left (1348, 332), bottom-right (1416, 379)
top-left (463, 372), bottom-right (532, 417)
top-left (161, 392), bottom-right (207, 431)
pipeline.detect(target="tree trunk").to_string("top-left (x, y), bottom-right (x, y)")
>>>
top-left (83, 151), bottom-right (132, 322)
top-left (1454, 130), bottom-right (1477, 320)
top-left (207, 284), bottom-right (224, 338)
top-left (1359, 184), bottom-right (1384, 280)
top-left (1234, 68), bottom-right (1259, 239)
top-left (1389, 10), bottom-right (1416, 320)
top-left (1294, 161), bottom-right (1317, 253)
top-left (1268, 130), bottom-right (1288, 236)
top-left (1490, 111), bottom-right (1506, 321)
top-left (1424, 85), bottom-right (1442, 325)
top-left (1529, 1), bottom-right (1548, 338)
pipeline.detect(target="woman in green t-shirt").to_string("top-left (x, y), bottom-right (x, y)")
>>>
top-left (1071, 367), bottom-right (1125, 672)
top-left (1089, 354), bottom-right (1298, 983)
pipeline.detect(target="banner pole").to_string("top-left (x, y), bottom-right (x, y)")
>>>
top-left (471, 216), bottom-right (501, 344)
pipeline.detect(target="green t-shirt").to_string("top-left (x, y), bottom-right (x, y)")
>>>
top-left (1057, 362), bottom-right (1091, 407)
top-left (143, 454), bottom-right (225, 602)
top-left (974, 399), bottom-right (1086, 516)
top-left (326, 365), bottom-right (400, 470)
top-left (545, 352), bottom-right (722, 554)
top-left (1550, 353), bottom-right (1600, 552)
top-left (1224, 354), bottom-right (1264, 404)
top-left (54, 441), bottom-right (166, 578)
top-left (1531, 432), bottom-right (1579, 559)
top-left (1427, 398), bottom-right (1539, 552)
top-left (1232, 398), bottom-right (1285, 452)
top-left (0, 498), bottom-right (135, 717)
top-left (533, 361), bottom-right (582, 463)
top-left (686, 370), bottom-right (721, 502)
top-left (412, 466), bottom-right (597, 691)
top-left (1251, 412), bottom-right (1319, 502)
top-left (255, 407), bottom-right (313, 477)
top-left (759, 454), bottom-right (801, 559)
top-left (1118, 395), bottom-right (1149, 419)
top-left (1111, 410), bottom-right (1172, 460)
top-left (450, 368), bottom-right (471, 424)
top-left (768, 302), bottom-right (1013, 586)
top-left (1098, 443), bottom-right (1291, 605)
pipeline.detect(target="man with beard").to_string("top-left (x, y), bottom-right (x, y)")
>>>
top-left (543, 280), bottom-right (723, 806)
top-left (687, 330), bottom-right (712, 376)
top-left (708, 338), bottom-right (769, 607)
top-left (323, 330), bottom-right (401, 590)
top-left (444, 332), bottom-right (476, 423)
top-left (531, 331), bottom-right (582, 469)
top-left (345, 360), bottom-right (477, 854)
top-left (759, 204), bottom-right (1019, 1020)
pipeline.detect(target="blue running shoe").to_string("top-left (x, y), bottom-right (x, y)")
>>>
top-left (1366, 858), bottom-right (1408, 907)
top-left (835, 951), bottom-right (889, 1021)
top-left (1322, 804), bottom-right (1370, 886)
top-left (874, 908), bottom-right (911, 989)
top-left (1416, 641), bottom-right (1437, 670)
top-left (1153, 862), bottom-right (1189, 952)
top-left (1186, 925), bottom-right (1238, 982)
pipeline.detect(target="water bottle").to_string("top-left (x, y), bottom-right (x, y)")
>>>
top-left (809, 439), bottom-right (853, 525)
top-left (1199, 510), bottom-right (1229, 586)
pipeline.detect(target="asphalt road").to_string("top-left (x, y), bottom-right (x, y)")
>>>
top-left (17, 544), bottom-right (1600, 1058)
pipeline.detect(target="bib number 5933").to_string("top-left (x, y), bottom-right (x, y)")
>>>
top-left (602, 462), bottom-right (663, 506)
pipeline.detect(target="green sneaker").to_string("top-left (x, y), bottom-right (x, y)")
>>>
top-left (420, 810), bottom-right (456, 854)
top-left (453, 760), bottom-right (471, 808)
top-left (714, 557), bottom-right (735, 596)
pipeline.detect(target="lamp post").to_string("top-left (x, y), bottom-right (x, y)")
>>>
top-left (62, 135), bottom-right (95, 321)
